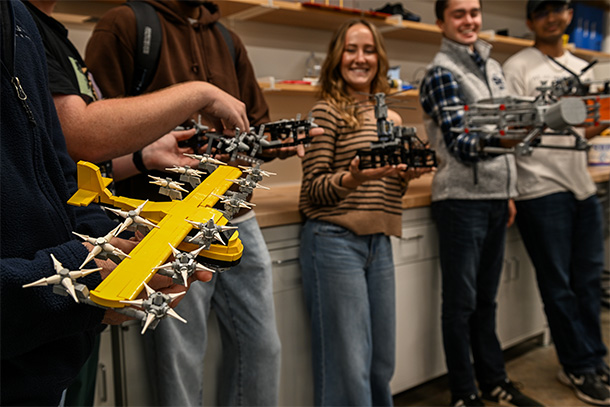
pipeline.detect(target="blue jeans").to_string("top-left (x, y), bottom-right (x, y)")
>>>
top-left (144, 215), bottom-right (281, 406)
top-left (299, 219), bottom-right (396, 406)
top-left (515, 192), bottom-right (607, 374)
top-left (431, 200), bottom-right (509, 397)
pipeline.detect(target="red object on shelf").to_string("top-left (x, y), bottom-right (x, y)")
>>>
top-left (279, 80), bottom-right (313, 85)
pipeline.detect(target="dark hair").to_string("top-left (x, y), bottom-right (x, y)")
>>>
top-left (526, 0), bottom-right (571, 20)
top-left (435, 0), bottom-right (482, 21)
top-left (435, 0), bottom-right (448, 21)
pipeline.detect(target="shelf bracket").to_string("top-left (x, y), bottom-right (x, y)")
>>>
top-left (227, 3), bottom-right (277, 22)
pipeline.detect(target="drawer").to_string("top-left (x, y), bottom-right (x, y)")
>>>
top-left (401, 206), bottom-right (433, 226)
top-left (270, 245), bottom-right (302, 293)
top-left (261, 224), bottom-right (301, 250)
top-left (392, 223), bottom-right (438, 266)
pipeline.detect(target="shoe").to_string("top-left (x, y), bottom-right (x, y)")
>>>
top-left (451, 393), bottom-right (485, 406)
top-left (374, 3), bottom-right (421, 22)
top-left (597, 364), bottom-right (610, 388)
top-left (558, 369), bottom-right (610, 406)
top-left (481, 378), bottom-right (544, 406)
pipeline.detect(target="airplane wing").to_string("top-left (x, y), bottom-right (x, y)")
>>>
top-left (68, 161), bottom-right (243, 308)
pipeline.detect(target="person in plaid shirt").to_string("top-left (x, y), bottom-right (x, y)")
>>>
top-left (419, 1), bottom-right (541, 406)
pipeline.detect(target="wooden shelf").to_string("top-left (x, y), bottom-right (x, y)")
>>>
top-left (52, 1), bottom-right (609, 61)
top-left (218, 0), bottom-right (610, 61)
top-left (258, 81), bottom-right (419, 98)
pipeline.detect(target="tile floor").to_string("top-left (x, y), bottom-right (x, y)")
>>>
top-left (393, 308), bottom-right (610, 407)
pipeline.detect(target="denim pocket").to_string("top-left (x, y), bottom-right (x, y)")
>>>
top-left (314, 222), bottom-right (351, 238)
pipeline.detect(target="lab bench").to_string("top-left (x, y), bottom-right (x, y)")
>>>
top-left (94, 168), bottom-right (609, 406)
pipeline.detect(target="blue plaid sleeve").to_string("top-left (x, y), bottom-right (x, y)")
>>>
top-left (420, 67), bottom-right (481, 162)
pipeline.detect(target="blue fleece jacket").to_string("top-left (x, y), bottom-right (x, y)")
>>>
top-left (1, 1), bottom-right (117, 405)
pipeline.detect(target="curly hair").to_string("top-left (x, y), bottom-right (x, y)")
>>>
top-left (318, 19), bottom-right (390, 129)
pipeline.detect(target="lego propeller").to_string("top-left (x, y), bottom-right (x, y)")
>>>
top-left (103, 200), bottom-right (159, 236)
top-left (165, 165), bottom-right (205, 188)
top-left (226, 177), bottom-right (269, 195)
top-left (212, 192), bottom-right (255, 210)
top-left (186, 218), bottom-right (238, 249)
top-left (73, 226), bottom-right (131, 268)
top-left (154, 243), bottom-right (215, 286)
top-left (238, 164), bottom-right (276, 179)
top-left (120, 283), bottom-right (187, 334)
top-left (148, 175), bottom-right (189, 200)
top-left (22, 254), bottom-right (101, 303)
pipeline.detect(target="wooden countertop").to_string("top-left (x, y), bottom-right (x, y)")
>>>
top-left (252, 167), bottom-right (610, 228)
top-left (589, 166), bottom-right (610, 184)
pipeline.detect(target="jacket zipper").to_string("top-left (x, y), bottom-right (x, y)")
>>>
top-left (11, 74), bottom-right (37, 126)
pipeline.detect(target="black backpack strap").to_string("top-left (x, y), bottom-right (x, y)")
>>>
top-left (215, 21), bottom-right (236, 68)
top-left (126, 1), bottom-right (162, 96)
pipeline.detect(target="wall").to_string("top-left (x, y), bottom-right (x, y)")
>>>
top-left (59, 1), bottom-right (610, 186)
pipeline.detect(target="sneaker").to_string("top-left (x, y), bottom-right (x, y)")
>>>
top-left (451, 393), bottom-right (485, 407)
top-left (597, 364), bottom-right (610, 388)
top-left (481, 378), bottom-right (544, 406)
top-left (558, 369), bottom-right (610, 406)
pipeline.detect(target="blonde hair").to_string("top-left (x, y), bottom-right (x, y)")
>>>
top-left (318, 19), bottom-right (390, 128)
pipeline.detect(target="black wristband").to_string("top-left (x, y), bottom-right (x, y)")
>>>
top-left (132, 149), bottom-right (148, 174)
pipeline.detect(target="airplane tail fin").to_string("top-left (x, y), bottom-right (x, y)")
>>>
top-left (68, 161), bottom-right (114, 207)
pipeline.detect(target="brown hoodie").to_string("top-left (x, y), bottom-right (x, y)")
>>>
top-left (85, 0), bottom-right (269, 130)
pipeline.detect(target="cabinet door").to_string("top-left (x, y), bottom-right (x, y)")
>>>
top-left (392, 259), bottom-right (446, 394)
top-left (496, 239), bottom-right (546, 348)
top-left (94, 322), bottom-right (153, 407)
top-left (270, 241), bottom-right (314, 406)
top-left (94, 327), bottom-right (115, 407)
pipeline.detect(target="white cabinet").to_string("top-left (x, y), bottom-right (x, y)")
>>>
top-left (496, 228), bottom-right (546, 348)
top-left (94, 207), bottom-right (547, 406)
top-left (94, 322), bottom-right (153, 406)
top-left (263, 224), bottom-right (314, 406)
top-left (392, 258), bottom-right (445, 393)
top-left (391, 207), bottom-right (444, 394)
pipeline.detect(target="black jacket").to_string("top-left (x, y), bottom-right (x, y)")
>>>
top-left (1, 1), bottom-right (116, 404)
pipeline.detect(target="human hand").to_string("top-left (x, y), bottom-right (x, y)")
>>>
top-left (396, 165), bottom-right (434, 183)
top-left (84, 232), bottom-right (213, 325)
top-left (340, 156), bottom-right (401, 189)
top-left (141, 129), bottom-right (201, 172)
top-left (201, 84), bottom-right (249, 135)
top-left (507, 198), bottom-right (516, 228)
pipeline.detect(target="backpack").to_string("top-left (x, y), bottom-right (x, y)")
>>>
top-left (118, 1), bottom-right (237, 200)
top-left (126, 0), bottom-right (236, 96)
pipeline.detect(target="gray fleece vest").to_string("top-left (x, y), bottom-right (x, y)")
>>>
top-left (423, 38), bottom-right (517, 201)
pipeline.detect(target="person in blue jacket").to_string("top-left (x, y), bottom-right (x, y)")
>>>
top-left (0, 1), bottom-right (212, 405)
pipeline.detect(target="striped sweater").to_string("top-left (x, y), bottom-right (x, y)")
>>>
top-left (299, 100), bottom-right (407, 237)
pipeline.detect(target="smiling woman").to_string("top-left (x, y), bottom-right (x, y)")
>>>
top-left (298, 19), bottom-right (427, 407)
top-left (340, 24), bottom-right (379, 94)
top-left (317, 19), bottom-right (390, 129)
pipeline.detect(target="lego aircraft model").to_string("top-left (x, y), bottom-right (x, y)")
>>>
top-left (447, 83), bottom-right (609, 157)
top-left (23, 160), bottom-right (246, 333)
top-left (545, 57), bottom-right (609, 98)
top-left (356, 92), bottom-right (437, 170)
top-left (179, 114), bottom-right (318, 164)
top-left (445, 55), bottom-right (610, 158)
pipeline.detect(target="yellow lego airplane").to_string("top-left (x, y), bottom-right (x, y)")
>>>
top-left (66, 160), bottom-right (244, 310)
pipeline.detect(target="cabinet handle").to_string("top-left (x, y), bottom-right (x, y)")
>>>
top-left (98, 363), bottom-right (108, 402)
top-left (503, 259), bottom-right (512, 282)
top-left (512, 257), bottom-right (520, 281)
top-left (401, 234), bottom-right (424, 241)
top-left (272, 258), bottom-right (299, 266)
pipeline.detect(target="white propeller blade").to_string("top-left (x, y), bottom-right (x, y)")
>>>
top-left (22, 274), bottom-right (61, 288)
